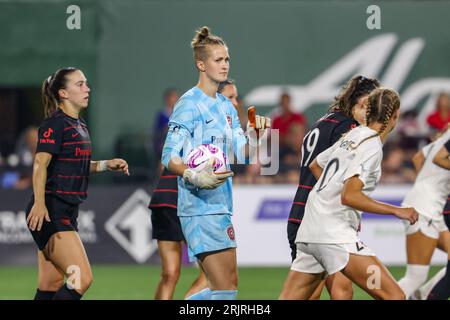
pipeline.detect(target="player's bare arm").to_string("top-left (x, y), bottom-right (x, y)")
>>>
top-left (90, 159), bottom-right (130, 175)
top-left (433, 145), bottom-right (450, 170)
top-left (26, 152), bottom-right (52, 231)
top-left (412, 150), bottom-right (425, 173)
top-left (309, 159), bottom-right (323, 180)
top-left (341, 175), bottom-right (418, 224)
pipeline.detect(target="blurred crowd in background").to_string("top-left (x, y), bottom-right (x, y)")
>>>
top-left (1, 89), bottom-right (450, 189)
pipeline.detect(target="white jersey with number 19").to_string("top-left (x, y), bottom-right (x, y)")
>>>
top-left (296, 126), bottom-right (383, 244)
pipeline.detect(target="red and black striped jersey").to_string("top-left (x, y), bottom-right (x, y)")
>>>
top-left (288, 111), bottom-right (358, 223)
top-left (148, 168), bottom-right (178, 209)
top-left (36, 108), bottom-right (91, 205)
top-left (444, 196), bottom-right (450, 216)
top-left (445, 139), bottom-right (450, 152)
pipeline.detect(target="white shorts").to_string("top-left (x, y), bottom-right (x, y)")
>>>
top-left (291, 241), bottom-right (375, 276)
top-left (403, 213), bottom-right (448, 240)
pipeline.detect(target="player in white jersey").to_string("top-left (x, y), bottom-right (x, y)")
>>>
top-left (397, 128), bottom-right (450, 299)
top-left (279, 88), bottom-right (418, 300)
top-left (426, 138), bottom-right (450, 299)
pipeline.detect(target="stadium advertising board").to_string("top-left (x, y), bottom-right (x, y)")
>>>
top-left (1, 185), bottom-right (446, 266)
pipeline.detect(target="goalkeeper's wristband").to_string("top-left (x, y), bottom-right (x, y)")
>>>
top-left (98, 160), bottom-right (108, 172)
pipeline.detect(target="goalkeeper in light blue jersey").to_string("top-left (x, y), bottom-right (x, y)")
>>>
top-left (161, 26), bottom-right (270, 300)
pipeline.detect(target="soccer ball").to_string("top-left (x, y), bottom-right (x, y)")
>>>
top-left (185, 144), bottom-right (227, 173)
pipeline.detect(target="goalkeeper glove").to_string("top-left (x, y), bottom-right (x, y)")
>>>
top-left (247, 106), bottom-right (271, 147)
top-left (183, 158), bottom-right (234, 189)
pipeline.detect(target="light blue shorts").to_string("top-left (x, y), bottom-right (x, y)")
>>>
top-left (179, 214), bottom-right (237, 262)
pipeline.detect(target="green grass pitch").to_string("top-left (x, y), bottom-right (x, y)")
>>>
top-left (0, 265), bottom-right (444, 300)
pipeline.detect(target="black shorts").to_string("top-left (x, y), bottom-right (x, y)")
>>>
top-left (150, 207), bottom-right (185, 242)
top-left (287, 220), bottom-right (301, 262)
top-left (25, 195), bottom-right (79, 251)
top-left (445, 213), bottom-right (450, 230)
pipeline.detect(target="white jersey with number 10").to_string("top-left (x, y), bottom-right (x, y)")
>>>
top-left (296, 126), bottom-right (383, 244)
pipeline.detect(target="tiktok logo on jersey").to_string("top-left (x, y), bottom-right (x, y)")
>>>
top-left (40, 128), bottom-right (55, 144)
top-left (43, 127), bottom-right (53, 138)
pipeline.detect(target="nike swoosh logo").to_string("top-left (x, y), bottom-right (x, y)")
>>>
top-left (72, 133), bottom-right (80, 138)
top-left (206, 119), bottom-right (214, 124)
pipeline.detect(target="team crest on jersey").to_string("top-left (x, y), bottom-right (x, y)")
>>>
top-left (227, 225), bottom-right (235, 240)
top-left (226, 115), bottom-right (232, 127)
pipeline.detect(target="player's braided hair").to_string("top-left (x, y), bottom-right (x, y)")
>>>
top-left (191, 26), bottom-right (227, 62)
top-left (329, 75), bottom-right (380, 117)
top-left (368, 88), bottom-right (400, 136)
top-left (42, 67), bottom-right (78, 118)
top-left (351, 87), bottom-right (400, 149)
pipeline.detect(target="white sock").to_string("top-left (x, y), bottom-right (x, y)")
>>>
top-left (417, 267), bottom-right (446, 299)
top-left (398, 264), bottom-right (429, 298)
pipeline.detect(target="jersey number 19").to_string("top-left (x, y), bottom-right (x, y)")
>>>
top-left (301, 128), bottom-right (320, 167)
